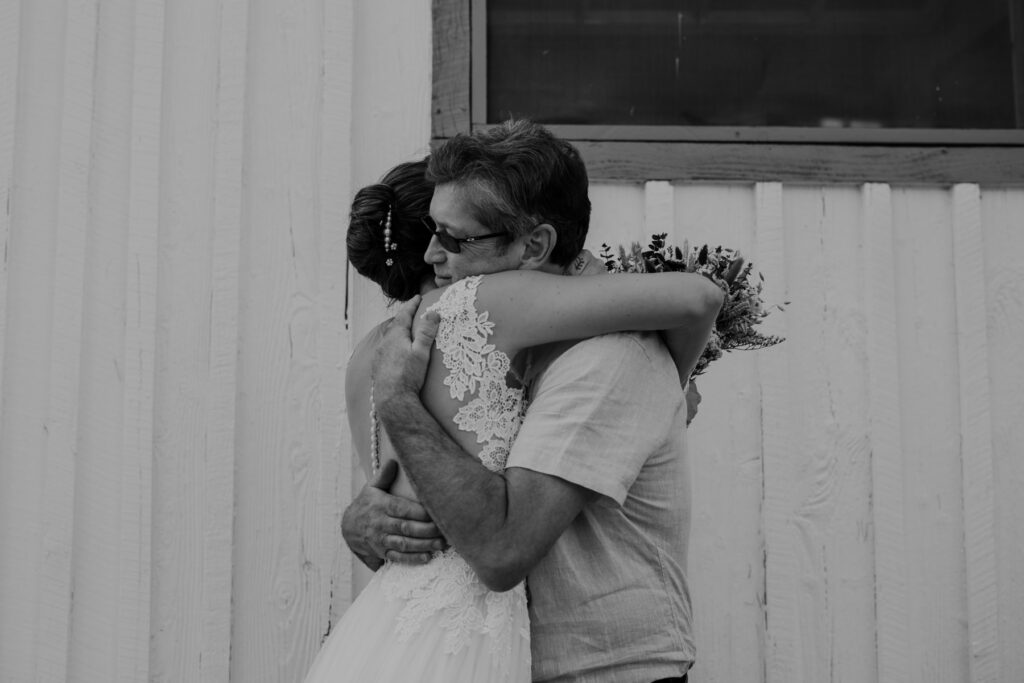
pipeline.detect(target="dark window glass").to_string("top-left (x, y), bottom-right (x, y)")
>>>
top-left (486, 0), bottom-right (1020, 129)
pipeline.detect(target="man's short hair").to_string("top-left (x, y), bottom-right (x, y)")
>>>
top-left (427, 119), bottom-right (591, 267)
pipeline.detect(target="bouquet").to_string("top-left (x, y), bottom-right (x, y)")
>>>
top-left (600, 233), bottom-right (786, 378)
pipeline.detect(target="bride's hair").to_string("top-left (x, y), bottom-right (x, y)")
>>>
top-left (348, 158), bottom-right (435, 301)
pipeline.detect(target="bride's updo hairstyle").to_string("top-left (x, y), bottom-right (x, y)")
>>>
top-left (348, 158), bottom-right (435, 302)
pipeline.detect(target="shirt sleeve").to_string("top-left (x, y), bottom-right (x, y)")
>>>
top-left (506, 332), bottom-right (685, 504)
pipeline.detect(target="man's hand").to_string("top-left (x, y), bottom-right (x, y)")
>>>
top-left (372, 296), bottom-right (441, 406)
top-left (342, 460), bottom-right (447, 569)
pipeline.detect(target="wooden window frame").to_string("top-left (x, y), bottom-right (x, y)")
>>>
top-left (432, 0), bottom-right (1024, 185)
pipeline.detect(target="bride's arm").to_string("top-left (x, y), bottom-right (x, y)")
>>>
top-left (473, 269), bottom-right (724, 381)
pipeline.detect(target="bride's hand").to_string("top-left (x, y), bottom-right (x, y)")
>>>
top-left (372, 296), bottom-right (441, 406)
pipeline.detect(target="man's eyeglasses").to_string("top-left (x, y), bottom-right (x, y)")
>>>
top-left (421, 216), bottom-right (506, 254)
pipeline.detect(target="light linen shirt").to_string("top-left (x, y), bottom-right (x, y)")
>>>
top-left (508, 331), bottom-right (694, 683)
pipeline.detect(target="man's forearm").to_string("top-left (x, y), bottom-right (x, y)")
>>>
top-left (368, 298), bottom-right (588, 591)
top-left (376, 392), bottom-right (510, 568)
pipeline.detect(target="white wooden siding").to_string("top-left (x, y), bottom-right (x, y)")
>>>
top-left (0, 1), bottom-right (358, 681)
top-left (0, 1), bottom-right (1022, 682)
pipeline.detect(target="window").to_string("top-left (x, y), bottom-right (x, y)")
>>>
top-left (432, 0), bottom-right (1024, 183)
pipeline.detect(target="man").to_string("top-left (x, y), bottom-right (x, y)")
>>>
top-left (344, 120), bottom-right (722, 682)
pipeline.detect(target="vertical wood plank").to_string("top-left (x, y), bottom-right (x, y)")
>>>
top-left (352, 0), bottom-right (432, 189)
top-left (755, 182), bottom-right (795, 683)
top-left (203, 0), bottom-right (246, 680)
top-left (121, 0), bottom-right (163, 679)
top-left (807, 186), bottom-right (876, 683)
top-left (149, 0), bottom-right (230, 679)
top-left (40, 0), bottom-right (95, 678)
top-left (0, 0), bottom-right (19, 664)
top-left (317, 0), bottom-right (355, 639)
top-left (0, 0), bottom-right (71, 679)
top-left (951, 184), bottom-right (998, 683)
top-left (231, 1), bottom-right (342, 680)
top-left (980, 188), bottom-right (1024, 683)
top-left (892, 187), bottom-right (968, 682)
top-left (0, 0), bottom-right (19, 422)
top-left (431, 0), bottom-right (470, 137)
top-left (62, 1), bottom-right (162, 681)
top-left (470, 0), bottom-right (486, 127)
top-left (864, 182), bottom-right (910, 683)
top-left (674, 184), bottom-right (765, 683)
top-left (760, 185), bottom-right (877, 683)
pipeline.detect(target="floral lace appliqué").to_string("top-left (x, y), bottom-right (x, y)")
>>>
top-left (379, 275), bottom-right (529, 673)
top-left (428, 275), bottom-right (525, 473)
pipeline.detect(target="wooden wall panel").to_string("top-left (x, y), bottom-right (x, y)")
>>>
top-left (67, 2), bottom-right (149, 682)
top-left (229, 1), bottom-right (350, 680)
top-left (317, 0), bottom-right (355, 638)
top-left (121, 1), bottom-right (163, 679)
top-left (42, 0), bottom-right (95, 676)
top-left (0, 0), bottom-right (353, 681)
top-left (981, 188), bottom-right (1024, 683)
top-left (149, 0), bottom-right (236, 680)
top-left (893, 188), bottom-right (970, 683)
top-left (865, 182), bottom-right (911, 683)
top-left (952, 185), bottom-right (999, 683)
top-left (0, 0), bottom-right (18, 421)
top-left (788, 186), bottom-right (876, 682)
top-left (760, 183), bottom-right (874, 682)
top-left (673, 183), bottom-right (766, 683)
top-left (1, 0), bottom-right (77, 679)
top-left (756, 181), bottom-right (799, 683)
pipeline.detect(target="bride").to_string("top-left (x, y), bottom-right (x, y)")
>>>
top-left (302, 157), bottom-right (723, 682)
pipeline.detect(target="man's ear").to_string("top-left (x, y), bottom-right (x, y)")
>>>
top-left (518, 223), bottom-right (557, 270)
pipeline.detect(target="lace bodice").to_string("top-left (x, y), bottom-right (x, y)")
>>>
top-left (378, 275), bottom-right (528, 669)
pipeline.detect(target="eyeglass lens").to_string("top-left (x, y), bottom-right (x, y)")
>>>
top-left (421, 216), bottom-right (462, 253)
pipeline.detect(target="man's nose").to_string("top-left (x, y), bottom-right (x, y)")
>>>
top-left (424, 236), bottom-right (445, 263)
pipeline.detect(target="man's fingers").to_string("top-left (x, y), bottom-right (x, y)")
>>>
top-left (381, 533), bottom-right (444, 554)
top-left (384, 494), bottom-right (433, 522)
top-left (384, 550), bottom-right (434, 565)
top-left (395, 518), bottom-right (444, 539)
top-left (389, 295), bottom-right (420, 336)
top-left (412, 310), bottom-right (441, 356)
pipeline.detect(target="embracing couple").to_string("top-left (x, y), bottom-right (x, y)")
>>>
top-left (302, 120), bottom-right (725, 682)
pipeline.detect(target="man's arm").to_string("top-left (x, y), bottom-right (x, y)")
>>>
top-left (342, 459), bottom-right (447, 569)
top-left (372, 299), bottom-right (594, 592)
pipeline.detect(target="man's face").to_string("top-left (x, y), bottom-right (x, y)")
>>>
top-left (424, 183), bottom-right (523, 287)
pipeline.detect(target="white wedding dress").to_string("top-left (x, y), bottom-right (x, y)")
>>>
top-left (303, 276), bottom-right (531, 683)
